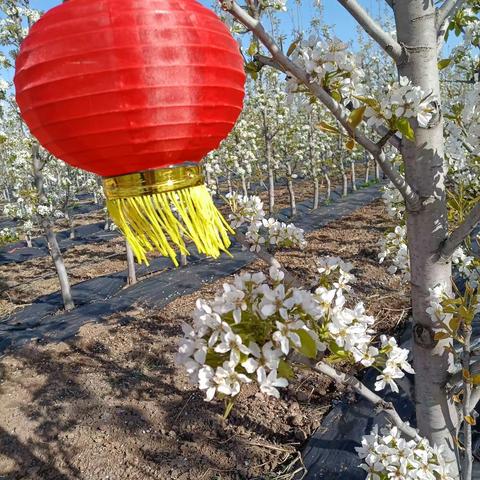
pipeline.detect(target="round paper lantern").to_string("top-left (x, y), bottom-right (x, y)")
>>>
top-left (14, 0), bottom-right (245, 265)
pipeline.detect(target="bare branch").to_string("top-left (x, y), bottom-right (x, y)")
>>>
top-left (221, 0), bottom-right (421, 212)
top-left (439, 202), bottom-right (480, 260)
top-left (311, 360), bottom-right (420, 441)
top-left (336, 0), bottom-right (403, 63)
top-left (437, 0), bottom-right (466, 30)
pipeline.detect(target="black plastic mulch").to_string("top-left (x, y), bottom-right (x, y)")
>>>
top-left (300, 361), bottom-right (415, 480)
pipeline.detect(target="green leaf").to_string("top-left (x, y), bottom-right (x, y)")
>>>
top-left (316, 121), bottom-right (341, 135)
top-left (296, 330), bottom-right (317, 359)
top-left (247, 41), bottom-right (258, 57)
top-left (438, 58), bottom-right (452, 70)
top-left (331, 90), bottom-right (342, 103)
top-left (244, 61), bottom-right (259, 80)
top-left (348, 106), bottom-right (366, 129)
top-left (396, 117), bottom-right (415, 141)
top-left (278, 359), bottom-right (295, 379)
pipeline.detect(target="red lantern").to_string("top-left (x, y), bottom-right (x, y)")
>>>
top-left (14, 0), bottom-right (245, 265)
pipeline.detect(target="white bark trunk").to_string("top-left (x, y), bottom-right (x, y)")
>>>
top-left (286, 163), bottom-right (296, 217)
top-left (374, 155), bottom-right (381, 181)
top-left (340, 159), bottom-right (348, 197)
top-left (126, 241), bottom-right (137, 285)
top-left (393, 2), bottom-right (458, 474)
top-left (241, 175), bottom-right (248, 197)
top-left (324, 173), bottom-right (331, 202)
top-left (313, 176), bottom-right (320, 210)
top-left (266, 139), bottom-right (275, 215)
top-left (350, 160), bottom-right (357, 191)
top-left (33, 147), bottom-right (74, 311)
top-left (364, 152), bottom-right (370, 184)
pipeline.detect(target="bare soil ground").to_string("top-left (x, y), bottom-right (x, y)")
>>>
top-left (0, 237), bottom-right (128, 317)
top-left (0, 200), bottom-right (409, 480)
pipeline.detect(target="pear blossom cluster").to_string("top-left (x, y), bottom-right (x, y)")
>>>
top-left (227, 192), bottom-right (307, 251)
top-left (286, 35), bottom-right (364, 106)
top-left (451, 246), bottom-right (480, 288)
top-left (382, 182), bottom-right (405, 221)
top-left (364, 76), bottom-right (436, 130)
top-left (426, 284), bottom-right (453, 329)
top-left (258, 0), bottom-right (287, 12)
top-left (177, 257), bottom-right (414, 403)
top-left (356, 425), bottom-right (455, 480)
top-left (177, 263), bottom-right (322, 401)
top-left (0, 226), bottom-right (17, 245)
top-left (378, 225), bottom-right (410, 282)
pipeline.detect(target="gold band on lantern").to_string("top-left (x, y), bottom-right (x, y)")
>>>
top-left (103, 165), bottom-right (204, 200)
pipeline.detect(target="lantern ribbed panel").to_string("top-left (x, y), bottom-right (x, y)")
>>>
top-left (14, 0), bottom-right (246, 177)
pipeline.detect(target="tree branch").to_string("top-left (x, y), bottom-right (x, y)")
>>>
top-left (221, 0), bottom-right (421, 212)
top-left (437, 0), bottom-right (466, 30)
top-left (254, 54), bottom-right (402, 151)
top-left (336, 0), bottom-right (403, 63)
top-left (439, 203), bottom-right (480, 260)
top-left (311, 360), bottom-right (420, 441)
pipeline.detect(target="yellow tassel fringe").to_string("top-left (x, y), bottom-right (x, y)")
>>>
top-left (106, 184), bottom-right (234, 266)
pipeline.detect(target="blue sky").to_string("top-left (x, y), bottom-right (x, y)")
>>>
top-left (29, 0), bottom-right (392, 45)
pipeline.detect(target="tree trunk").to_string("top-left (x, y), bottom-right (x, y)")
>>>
top-left (364, 152), bottom-right (370, 184)
top-left (32, 146), bottom-right (74, 311)
top-left (241, 175), bottom-right (248, 197)
top-left (286, 163), bottom-right (296, 217)
top-left (126, 241), bottom-right (137, 285)
top-left (374, 155), bottom-right (381, 182)
top-left (340, 159), bottom-right (348, 197)
top-left (350, 160), bottom-right (357, 191)
top-left (66, 209), bottom-right (75, 239)
top-left (393, 2), bottom-right (458, 474)
top-left (324, 173), bottom-right (331, 202)
top-left (25, 234), bottom-right (32, 248)
top-left (313, 176), bottom-right (320, 210)
top-left (227, 173), bottom-right (233, 196)
top-left (266, 139), bottom-right (275, 215)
